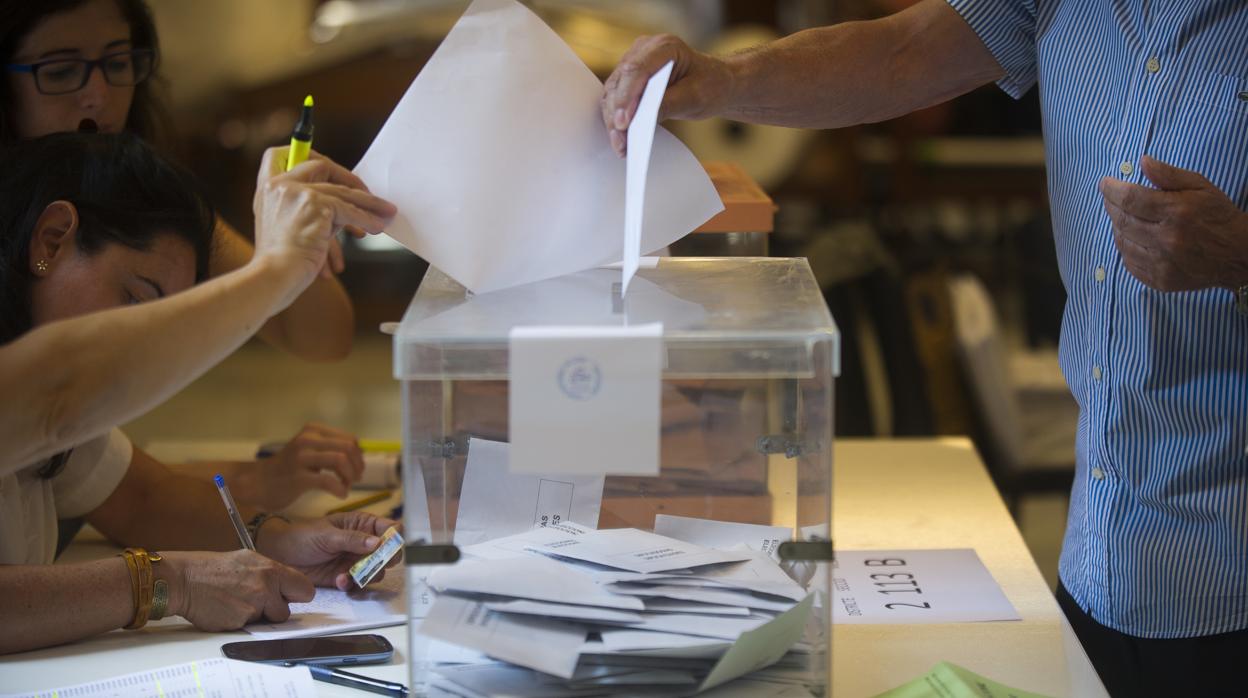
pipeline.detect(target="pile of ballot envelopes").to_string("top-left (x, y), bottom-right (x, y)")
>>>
top-left (417, 521), bottom-right (821, 697)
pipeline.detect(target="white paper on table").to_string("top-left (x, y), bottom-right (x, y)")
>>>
top-left (421, 595), bottom-right (587, 679)
top-left (509, 324), bottom-right (662, 476)
top-left (352, 0), bottom-right (721, 295)
top-left (831, 549), bottom-right (1019, 624)
top-left (454, 438), bottom-right (604, 545)
top-left (246, 572), bottom-right (405, 640)
top-left (429, 555), bottom-right (645, 611)
top-left (623, 60), bottom-right (675, 296)
top-left (654, 514), bottom-right (794, 562)
top-left (527, 526), bottom-right (753, 574)
top-left (0, 658), bottom-right (315, 698)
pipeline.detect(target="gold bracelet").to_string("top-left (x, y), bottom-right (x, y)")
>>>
top-left (121, 548), bottom-right (156, 629)
top-left (119, 550), bottom-right (141, 627)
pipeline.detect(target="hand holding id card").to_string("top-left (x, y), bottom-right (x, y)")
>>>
top-left (349, 526), bottom-right (404, 588)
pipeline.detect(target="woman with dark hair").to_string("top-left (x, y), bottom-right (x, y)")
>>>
top-left (2, 0), bottom-right (375, 509)
top-left (0, 133), bottom-right (401, 654)
top-left (1, 0), bottom-right (357, 362)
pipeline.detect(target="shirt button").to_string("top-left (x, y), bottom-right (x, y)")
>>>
top-left (1120, 161), bottom-right (1134, 176)
top-left (1146, 57), bottom-right (1160, 73)
top-left (1092, 364), bottom-right (1103, 380)
top-left (1092, 467), bottom-right (1106, 480)
top-left (1094, 266), bottom-right (1106, 282)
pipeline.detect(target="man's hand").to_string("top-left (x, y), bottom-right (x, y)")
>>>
top-left (600, 34), bottom-right (736, 157)
top-left (257, 513), bottom-right (401, 591)
top-left (1100, 155), bottom-right (1248, 292)
top-left (162, 550), bottom-right (314, 631)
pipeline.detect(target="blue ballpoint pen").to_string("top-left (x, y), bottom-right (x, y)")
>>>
top-left (214, 474), bottom-right (255, 551)
top-left (285, 662), bottom-right (410, 697)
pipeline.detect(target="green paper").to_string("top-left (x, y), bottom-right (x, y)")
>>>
top-left (871, 661), bottom-right (1055, 698)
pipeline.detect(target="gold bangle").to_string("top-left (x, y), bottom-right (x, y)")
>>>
top-left (119, 550), bottom-right (141, 627)
top-left (121, 548), bottom-right (155, 629)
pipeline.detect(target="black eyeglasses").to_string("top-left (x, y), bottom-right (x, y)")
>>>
top-left (6, 49), bottom-right (154, 96)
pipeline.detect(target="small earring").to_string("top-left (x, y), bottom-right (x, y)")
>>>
top-left (35, 259), bottom-right (49, 273)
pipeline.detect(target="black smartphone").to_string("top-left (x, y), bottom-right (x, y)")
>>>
top-left (221, 634), bottom-right (394, 666)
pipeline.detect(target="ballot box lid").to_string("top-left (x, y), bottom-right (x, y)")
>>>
top-left (394, 257), bottom-right (838, 381)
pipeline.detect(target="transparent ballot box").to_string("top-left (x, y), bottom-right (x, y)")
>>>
top-left (395, 257), bottom-right (838, 696)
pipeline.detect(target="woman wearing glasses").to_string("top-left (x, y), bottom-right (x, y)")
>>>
top-left (1, 0), bottom-right (376, 511)
top-left (1, 0), bottom-right (356, 362)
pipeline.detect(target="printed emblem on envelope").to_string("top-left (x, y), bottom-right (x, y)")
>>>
top-left (558, 357), bottom-right (601, 400)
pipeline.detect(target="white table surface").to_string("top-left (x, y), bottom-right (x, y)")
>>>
top-left (0, 438), bottom-right (1104, 697)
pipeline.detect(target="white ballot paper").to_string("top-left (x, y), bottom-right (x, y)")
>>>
top-left (246, 571), bottom-right (405, 640)
top-left (353, 0), bottom-right (722, 295)
top-left (509, 324), bottom-right (662, 476)
top-left (430, 555), bottom-right (645, 611)
top-left (698, 594), bottom-right (815, 691)
top-left (832, 549), bottom-right (1020, 624)
top-left (526, 526), bottom-right (754, 574)
top-left (623, 60), bottom-right (675, 295)
top-left (655, 514), bottom-right (794, 561)
top-left (455, 438), bottom-right (604, 545)
top-left (1, 659), bottom-right (315, 698)
top-left (422, 595), bottom-right (587, 679)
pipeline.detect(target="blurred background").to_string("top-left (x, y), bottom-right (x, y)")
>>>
top-left (123, 0), bottom-right (1074, 588)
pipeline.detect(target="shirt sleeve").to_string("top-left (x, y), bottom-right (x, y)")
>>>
top-left (946, 0), bottom-right (1039, 99)
top-left (51, 428), bottom-right (133, 518)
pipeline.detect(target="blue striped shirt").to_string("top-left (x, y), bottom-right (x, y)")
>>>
top-left (948, 0), bottom-right (1248, 638)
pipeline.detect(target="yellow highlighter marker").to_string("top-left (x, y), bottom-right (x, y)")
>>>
top-left (358, 439), bottom-right (401, 453)
top-left (285, 94), bottom-right (314, 171)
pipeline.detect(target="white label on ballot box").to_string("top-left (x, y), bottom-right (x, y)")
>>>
top-left (508, 323), bottom-right (662, 475)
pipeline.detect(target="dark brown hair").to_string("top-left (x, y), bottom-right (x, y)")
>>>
top-left (0, 0), bottom-right (171, 147)
top-left (0, 132), bottom-right (215, 346)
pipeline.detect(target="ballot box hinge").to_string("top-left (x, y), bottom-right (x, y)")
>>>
top-left (778, 539), bottom-right (834, 561)
top-left (756, 434), bottom-right (821, 458)
top-left (404, 543), bottom-right (461, 565)
top-left (414, 437), bottom-right (464, 459)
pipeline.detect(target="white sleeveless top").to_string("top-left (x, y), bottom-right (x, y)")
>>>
top-left (0, 428), bottom-right (132, 564)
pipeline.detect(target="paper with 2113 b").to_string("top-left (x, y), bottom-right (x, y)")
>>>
top-left (833, 548), bottom-right (1019, 624)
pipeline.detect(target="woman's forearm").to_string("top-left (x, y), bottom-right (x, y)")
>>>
top-left (211, 218), bottom-right (354, 362)
top-left (0, 559), bottom-right (133, 654)
top-left (0, 258), bottom-right (295, 473)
